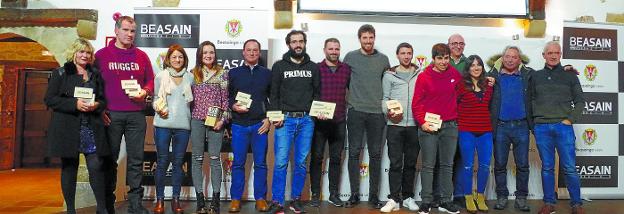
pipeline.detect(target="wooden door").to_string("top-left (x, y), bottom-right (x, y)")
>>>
top-left (17, 70), bottom-right (56, 167)
top-left (0, 65), bottom-right (18, 170)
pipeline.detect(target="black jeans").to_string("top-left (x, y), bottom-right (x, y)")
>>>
top-left (61, 154), bottom-right (111, 214)
top-left (347, 108), bottom-right (385, 199)
top-left (309, 120), bottom-right (346, 196)
top-left (106, 111), bottom-right (147, 212)
top-left (386, 125), bottom-right (420, 202)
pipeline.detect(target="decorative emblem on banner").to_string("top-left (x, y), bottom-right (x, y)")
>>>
top-left (225, 19), bottom-right (243, 38)
top-left (583, 64), bottom-right (598, 81)
top-left (413, 54), bottom-right (429, 69)
top-left (359, 163), bottom-right (368, 178)
top-left (155, 52), bottom-right (167, 71)
top-left (582, 128), bottom-right (597, 146)
top-left (224, 153), bottom-right (234, 176)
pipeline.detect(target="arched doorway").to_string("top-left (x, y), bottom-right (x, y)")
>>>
top-left (0, 32), bottom-right (60, 169)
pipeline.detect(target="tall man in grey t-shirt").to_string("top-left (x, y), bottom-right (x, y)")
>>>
top-left (343, 24), bottom-right (390, 209)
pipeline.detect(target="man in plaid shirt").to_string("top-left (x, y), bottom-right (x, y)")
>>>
top-left (308, 38), bottom-right (351, 208)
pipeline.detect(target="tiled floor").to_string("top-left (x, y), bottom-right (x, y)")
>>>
top-left (0, 169), bottom-right (64, 214)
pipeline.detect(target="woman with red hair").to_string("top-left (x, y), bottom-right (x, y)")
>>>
top-left (152, 44), bottom-right (194, 214)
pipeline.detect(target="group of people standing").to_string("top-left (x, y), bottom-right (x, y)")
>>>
top-left (45, 14), bottom-right (586, 214)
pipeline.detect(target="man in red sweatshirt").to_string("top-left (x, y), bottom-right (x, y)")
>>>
top-left (95, 15), bottom-right (154, 214)
top-left (412, 43), bottom-right (461, 214)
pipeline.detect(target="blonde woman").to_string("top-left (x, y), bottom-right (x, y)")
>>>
top-left (45, 38), bottom-right (111, 214)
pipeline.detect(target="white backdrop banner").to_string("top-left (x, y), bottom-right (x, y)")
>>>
top-left (557, 21), bottom-right (624, 200)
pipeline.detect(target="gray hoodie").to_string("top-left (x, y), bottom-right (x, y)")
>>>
top-left (382, 65), bottom-right (421, 126)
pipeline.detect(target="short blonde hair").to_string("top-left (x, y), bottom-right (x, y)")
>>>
top-left (65, 38), bottom-right (95, 63)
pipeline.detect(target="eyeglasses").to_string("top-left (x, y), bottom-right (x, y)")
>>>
top-left (450, 42), bottom-right (465, 47)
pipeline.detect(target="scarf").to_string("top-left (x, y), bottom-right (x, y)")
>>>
top-left (155, 68), bottom-right (193, 111)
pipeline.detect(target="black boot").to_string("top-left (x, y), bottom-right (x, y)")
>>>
top-left (208, 192), bottom-right (220, 213)
top-left (127, 190), bottom-right (149, 214)
top-left (196, 192), bottom-right (207, 214)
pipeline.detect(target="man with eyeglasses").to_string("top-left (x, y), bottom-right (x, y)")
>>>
top-left (448, 34), bottom-right (468, 73)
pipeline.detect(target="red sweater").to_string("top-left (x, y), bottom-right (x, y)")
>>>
top-left (457, 84), bottom-right (493, 132)
top-left (412, 64), bottom-right (462, 125)
top-left (95, 38), bottom-right (155, 111)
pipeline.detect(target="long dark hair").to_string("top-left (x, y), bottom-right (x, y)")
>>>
top-left (192, 40), bottom-right (223, 83)
top-left (462, 55), bottom-right (487, 92)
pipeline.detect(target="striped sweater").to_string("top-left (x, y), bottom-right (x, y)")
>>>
top-left (457, 84), bottom-right (493, 132)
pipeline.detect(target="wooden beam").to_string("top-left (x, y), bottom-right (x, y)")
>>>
top-left (0, 8), bottom-right (97, 28)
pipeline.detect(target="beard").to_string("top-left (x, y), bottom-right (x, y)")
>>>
top-left (326, 54), bottom-right (339, 62)
top-left (288, 47), bottom-right (306, 59)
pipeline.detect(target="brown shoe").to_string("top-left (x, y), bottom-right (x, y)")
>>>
top-left (572, 205), bottom-right (585, 214)
top-left (538, 204), bottom-right (556, 214)
top-left (255, 199), bottom-right (269, 212)
top-left (153, 199), bottom-right (165, 213)
top-left (229, 199), bottom-right (241, 213)
top-left (171, 197), bottom-right (184, 214)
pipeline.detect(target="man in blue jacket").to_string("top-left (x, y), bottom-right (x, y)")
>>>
top-left (489, 46), bottom-right (533, 212)
top-left (228, 39), bottom-right (272, 213)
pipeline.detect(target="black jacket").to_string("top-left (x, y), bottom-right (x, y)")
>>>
top-left (489, 65), bottom-right (534, 132)
top-left (269, 52), bottom-right (321, 112)
top-left (529, 63), bottom-right (585, 124)
top-left (45, 62), bottom-right (110, 158)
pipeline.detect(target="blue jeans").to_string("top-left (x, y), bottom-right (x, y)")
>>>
top-left (230, 121), bottom-right (268, 200)
top-left (154, 127), bottom-right (190, 199)
top-left (534, 122), bottom-right (582, 206)
top-left (272, 114), bottom-right (314, 204)
top-left (494, 120), bottom-right (530, 198)
top-left (459, 131), bottom-right (493, 195)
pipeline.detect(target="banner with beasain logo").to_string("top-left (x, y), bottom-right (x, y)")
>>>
top-left (573, 124), bottom-right (619, 156)
top-left (578, 92), bottom-right (618, 124)
top-left (142, 151), bottom-right (193, 186)
top-left (134, 14), bottom-right (200, 48)
top-left (563, 27), bottom-right (618, 60)
top-left (560, 59), bottom-right (619, 93)
top-left (558, 156), bottom-right (618, 188)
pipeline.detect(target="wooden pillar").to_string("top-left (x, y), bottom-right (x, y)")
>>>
top-left (529, 0), bottom-right (546, 20)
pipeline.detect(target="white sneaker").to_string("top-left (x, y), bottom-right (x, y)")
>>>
top-left (403, 197), bottom-right (420, 211)
top-left (380, 199), bottom-right (400, 212)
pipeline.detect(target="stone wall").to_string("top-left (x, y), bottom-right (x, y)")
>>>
top-left (0, 27), bottom-right (78, 65)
